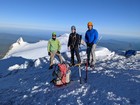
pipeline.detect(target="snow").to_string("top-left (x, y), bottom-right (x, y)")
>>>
top-left (8, 64), bottom-right (20, 71)
top-left (0, 33), bottom-right (140, 105)
top-left (4, 40), bottom-right (48, 59)
top-left (4, 33), bottom-right (114, 60)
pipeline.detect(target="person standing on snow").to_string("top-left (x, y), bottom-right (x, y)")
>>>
top-left (85, 22), bottom-right (98, 68)
top-left (68, 26), bottom-right (81, 66)
top-left (47, 32), bottom-right (63, 69)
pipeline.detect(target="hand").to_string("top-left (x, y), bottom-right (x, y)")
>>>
top-left (87, 43), bottom-right (93, 47)
top-left (57, 51), bottom-right (60, 54)
top-left (81, 40), bottom-right (85, 45)
top-left (48, 52), bottom-right (51, 56)
top-left (89, 43), bottom-right (94, 47)
top-left (86, 42), bottom-right (89, 46)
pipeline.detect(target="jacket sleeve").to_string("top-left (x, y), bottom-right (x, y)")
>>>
top-left (85, 32), bottom-right (88, 43)
top-left (47, 40), bottom-right (51, 52)
top-left (93, 30), bottom-right (98, 44)
top-left (58, 40), bottom-right (61, 51)
top-left (67, 34), bottom-right (71, 47)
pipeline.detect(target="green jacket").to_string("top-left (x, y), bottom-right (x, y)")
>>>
top-left (47, 39), bottom-right (61, 52)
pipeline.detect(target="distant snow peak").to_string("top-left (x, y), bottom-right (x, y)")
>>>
top-left (10, 37), bottom-right (24, 49)
top-left (16, 37), bottom-right (24, 45)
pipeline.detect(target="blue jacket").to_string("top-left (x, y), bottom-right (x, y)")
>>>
top-left (85, 29), bottom-right (98, 44)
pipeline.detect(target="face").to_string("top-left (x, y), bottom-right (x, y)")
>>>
top-left (88, 25), bottom-right (93, 30)
top-left (52, 35), bottom-right (56, 40)
top-left (71, 29), bottom-right (76, 33)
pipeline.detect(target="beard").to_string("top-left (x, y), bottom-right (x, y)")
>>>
top-left (52, 38), bottom-right (56, 40)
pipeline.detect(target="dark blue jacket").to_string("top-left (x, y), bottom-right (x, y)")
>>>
top-left (85, 29), bottom-right (98, 44)
top-left (68, 32), bottom-right (81, 48)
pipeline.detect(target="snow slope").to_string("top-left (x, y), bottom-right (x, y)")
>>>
top-left (0, 33), bottom-right (140, 105)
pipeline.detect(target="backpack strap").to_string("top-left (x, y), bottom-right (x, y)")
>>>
top-left (71, 33), bottom-right (77, 48)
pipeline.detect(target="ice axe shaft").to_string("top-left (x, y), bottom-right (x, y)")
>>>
top-left (78, 65), bottom-right (82, 84)
top-left (85, 59), bottom-right (88, 82)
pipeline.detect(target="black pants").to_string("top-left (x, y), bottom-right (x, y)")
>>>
top-left (86, 46), bottom-right (92, 64)
top-left (70, 47), bottom-right (81, 64)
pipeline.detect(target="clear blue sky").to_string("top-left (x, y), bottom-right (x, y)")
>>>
top-left (0, 0), bottom-right (140, 37)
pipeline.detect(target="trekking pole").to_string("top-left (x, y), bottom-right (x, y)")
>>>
top-left (96, 36), bottom-right (102, 45)
top-left (78, 65), bottom-right (82, 84)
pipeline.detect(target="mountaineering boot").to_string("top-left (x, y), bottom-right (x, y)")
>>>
top-left (49, 65), bottom-right (53, 69)
top-left (90, 64), bottom-right (95, 69)
top-left (69, 63), bottom-right (75, 67)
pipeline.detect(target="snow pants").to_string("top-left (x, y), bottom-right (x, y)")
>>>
top-left (87, 44), bottom-right (96, 65)
top-left (50, 52), bottom-right (63, 66)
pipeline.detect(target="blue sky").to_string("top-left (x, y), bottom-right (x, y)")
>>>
top-left (0, 0), bottom-right (140, 37)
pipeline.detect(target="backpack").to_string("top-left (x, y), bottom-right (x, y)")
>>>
top-left (125, 50), bottom-right (137, 58)
top-left (51, 63), bottom-right (71, 86)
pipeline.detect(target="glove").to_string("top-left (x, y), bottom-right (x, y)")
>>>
top-left (48, 52), bottom-right (51, 56)
top-left (57, 51), bottom-right (60, 54)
